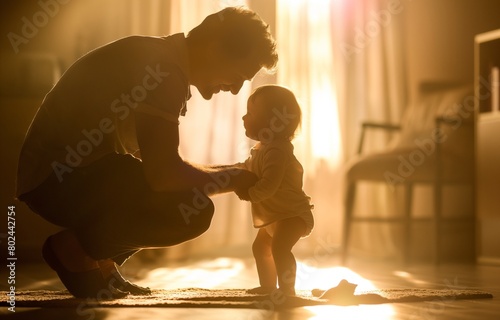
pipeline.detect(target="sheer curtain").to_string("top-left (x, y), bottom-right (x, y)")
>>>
top-left (276, 0), bottom-right (407, 257)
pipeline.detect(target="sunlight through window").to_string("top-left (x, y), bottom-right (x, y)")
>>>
top-left (138, 258), bottom-right (248, 290)
top-left (295, 263), bottom-right (371, 291)
top-left (307, 1), bottom-right (341, 163)
top-left (277, 0), bottom-right (343, 166)
top-left (393, 270), bottom-right (428, 286)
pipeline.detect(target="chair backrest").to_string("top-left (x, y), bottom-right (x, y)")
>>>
top-left (393, 82), bottom-right (474, 160)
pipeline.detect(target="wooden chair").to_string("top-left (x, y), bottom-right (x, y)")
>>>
top-left (341, 82), bottom-right (475, 264)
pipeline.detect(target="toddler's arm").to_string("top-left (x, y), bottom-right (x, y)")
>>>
top-left (247, 148), bottom-right (287, 202)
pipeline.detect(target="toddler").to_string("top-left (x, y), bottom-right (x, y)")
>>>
top-left (235, 85), bottom-right (314, 296)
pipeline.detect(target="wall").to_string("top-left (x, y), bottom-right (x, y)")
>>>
top-left (404, 0), bottom-right (500, 100)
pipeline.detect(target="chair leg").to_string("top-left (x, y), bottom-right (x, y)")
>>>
top-left (403, 183), bottom-right (413, 265)
top-left (342, 182), bottom-right (356, 265)
top-left (434, 179), bottom-right (442, 265)
top-left (434, 124), bottom-right (444, 265)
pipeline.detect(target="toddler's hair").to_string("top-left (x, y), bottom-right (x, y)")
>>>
top-left (250, 85), bottom-right (302, 140)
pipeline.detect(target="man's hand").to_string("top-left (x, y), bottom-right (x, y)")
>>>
top-left (232, 169), bottom-right (258, 201)
top-left (235, 188), bottom-right (251, 201)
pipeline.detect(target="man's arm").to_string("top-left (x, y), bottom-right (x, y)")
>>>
top-left (135, 109), bottom-right (256, 194)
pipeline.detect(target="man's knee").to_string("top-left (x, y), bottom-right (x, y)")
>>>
top-left (197, 198), bottom-right (215, 227)
top-left (184, 197), bottom-right (215, 238)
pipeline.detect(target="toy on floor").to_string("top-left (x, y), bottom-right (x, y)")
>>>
top-left (312, 279), bottom-right (358, 304)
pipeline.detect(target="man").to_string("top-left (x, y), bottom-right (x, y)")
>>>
top-left (16, 7), bottom-right (278, 298)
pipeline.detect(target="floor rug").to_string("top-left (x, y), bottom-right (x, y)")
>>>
top-left (1, 288), bottom-right (493, 309)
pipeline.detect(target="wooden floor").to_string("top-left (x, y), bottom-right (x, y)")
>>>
top-left (4, 255), bottom-right (500, 320)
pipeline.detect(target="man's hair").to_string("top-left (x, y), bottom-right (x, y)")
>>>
top-left (187, 7), bottom-right (278, 72)
top-left (250, 85), bottom-right (302, 140)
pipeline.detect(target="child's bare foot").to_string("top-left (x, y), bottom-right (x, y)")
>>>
top-left (246, 286), bottom-right (276, 294)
